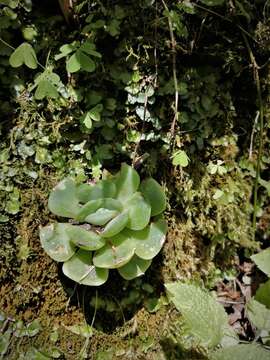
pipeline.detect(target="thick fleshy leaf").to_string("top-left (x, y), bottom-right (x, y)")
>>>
top-left (102, 198), bottom-right (123, 212)
top-left (48, 178), bottom-right (80, 218)
top-left (66, 225), bottom-right (105, 250)
top-left (118, 255), bottom-right (151, 280)
top-left (40, 223), bottom-right (75, 262)
top-left (130, 219), bottom-right (167, 260)
top-left (62, 250), bottom-right (108, 286)
top-left (93, 231), bottom-right (136, 269)
top-left (75, 199), bottom-right (103, 221)
top-left (77, 180), bottom-right (116, 203)
top-left (85, 208), bottom-right (118, 225)
top-left (115, 163), bottom-right (140, 200)
top-left (126, 192), bottom-right (151, 230)
top-left (140, 178), bottom-right (166, 216)
top-left (101, 211), bottom-right (129, 238)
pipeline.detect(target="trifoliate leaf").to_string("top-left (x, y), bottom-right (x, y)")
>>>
top-left (251, 248), bottom-right (270, 276)
top-left (32, 69), bottom-right (61, 100)
top-left (93, 231), bottom-right (136, 269)
top-left (126, 192), bottom-right (151, 230)
top-left (165, 283), bottom-right (233, 349)
top-left (9, 42), bottom-right (37, 69)
top-left (247, 299), bottom-right (270, 331)
top-left (131, 219), bottom-right (167, 260)
top-left (40, 223), bottom-right (75, 262)
top-left (115, 163), bottom-right (140, 200)
top-left (118, 255), bottom-right (151, 280)
top-left (101, 211), bottom-right (129, 238)
top-left (67, 50), bottom-right (95, 73)
top-left (210, 344), bottom-right (270, 360)
top-left (172, 150), bottom-right (189, 167)
top-left (88, 104), bottom-right (103, 122)
top-left (63, 250), bottom-right (108, 286)
top-left (80, 41), bottom-right (101, 58)
top-left (140, 178), bottom-right (166, 216)
top-left (66, 225), bottom-right (105, 251)
top-left (48, 178), bottom-right (80, 218)
top-left (66, 52), bottom-right (80, 73)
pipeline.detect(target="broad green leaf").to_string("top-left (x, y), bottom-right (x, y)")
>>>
top-left (93, 231), bottom-right (136, 269)
top-left (55, 43), bottom-right (76, 60)
top-left (126, 192), bottom-right (151, 230)
top-left (165, 283), bottom-right (232, 349)
top-left (66, 225), bottom-right (105, 251)
top-left (80, 41), bottom-right (101, 58)
top-left (9, 42), bottom-right (37, 69)
top-left (140, 178), bottom-right (166, 216)
top-left (172, 150), bottom-right (189, 167)
top-left (210, 344), bottom-right (270, 360)
top-left (101, 211), bottom-right (129, 238)
top-left (102, 198), bottom-right (123, 212)
top-left (63, 250), bottom-right (108, 286)
top-left (115, 163), bottom-right (140, 200)
top-left (255, 280), bottom-right (270, 308)
top-left (247, 299), bottom-right (270, 331)
top-left (75, 199), bottom-right (103, 222)
top-left (40, 223), bottom-right (75, 262)
top-left (85, 208), bottom-right (118, 225)
top-left (130, 219), bottom-right (167, 260)
top-left (118, 255), bottom-right (151, 280)
top-left (251, 248), bottom-right (270, 276)
top-left (77, 180), bottom-right (116, 203)
top-left (48, 178), bottom-right (80, 218)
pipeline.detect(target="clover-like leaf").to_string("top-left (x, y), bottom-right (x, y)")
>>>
top-left (9, 42), bottom-right (37, 69)
top-left (101, 211), bottom-right (129, 238)
top-left (118, 255), bottom-right (151, 280)
top-left (128, 219), bottom-right (167, 260)
top-left (85, 208), bottom-right (118, 225)
top-left (140, 178), bottom-right (166, 216)
top-left (63, 250), bottom-right (108, 286)
top-left (66, 225), bottom-right (105, 251)
top-left (40, 223), bottom-right (75, 262)
top-left (77, 179), bottom-right (116, 203)
top-left (67, 50), bottom-right (95, 73)
top-left (75, 199), bottom-right (103, 222)
top-left (115, 163), bottom-right (140, 200)
top-left (93, 231), bottom-right (136, 269)
top-left (126, 192), bottom-right (151, 230)
top-left (48, 178), bottom-right (80, 218)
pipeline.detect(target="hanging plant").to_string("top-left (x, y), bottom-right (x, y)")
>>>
top-left (40, 164), bottom-right (167, 286)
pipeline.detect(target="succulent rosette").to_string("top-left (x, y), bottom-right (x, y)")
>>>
top-left (40, 164), bottom-right (167, 286)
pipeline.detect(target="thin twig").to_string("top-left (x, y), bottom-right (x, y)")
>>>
top-left (162, 0), bottom-right (179, 146)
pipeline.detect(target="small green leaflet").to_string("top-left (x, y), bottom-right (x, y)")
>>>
top-left (251, 248), bottom-right (270, 277)
top-left (30, 69), bottom-right (61, 100)
top-left (80, 104), bottom-right (103, 129)
top-left (172, 150), bottom-right (189, 167)
top-left (9, 42), bottom-right (37, 69)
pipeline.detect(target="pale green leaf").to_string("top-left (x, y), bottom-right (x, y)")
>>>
top-left (126, 192), bottom-right (151, 230)
top-left (140, 177), bottom-right (166, 216)
top-left (75, 199), bottom-right (103, 222)
top-left (48, 178), bottom-right (80, 218)
top-left (40, 223), bottom-right (75, 262)
top-left (81, 112), bottom-right (92, 129)
top-left (251, 248), bottom-right (270, 276)
top-left (93, 231), bottom-right (136, 269)
top-left (172, 150), bottom-right (189, 167)
top-left (66, 52), bottom-right (80, 73)
top-left (247, 299), bottom-right (270, 331)
top-left (9, 42), bottom-right (37, 69)
top-left (255, 280), bottom-right (270, 309)
top-left (63, 250), bottom-right (108, 286)
top-left (35, 79), bottom-right (59, 100)
top-left (115, 163), bottom-right (140, 200)
top-left (66, 225), bottom-right (105, 251)
top-left (77, 180), bottom-right (116, 203)
top-left (165, 283), bottom-right (232, 349)
top-left (210, 344), bottom-right (270, 360)
top-left (118, 255), bottom-right (151, 280)
top-left (85, 208), bottom-right (118, 225)
top-left (101, 211), bottom-right (129, 238)
top-left (88, 104), bottom-right (103, 122)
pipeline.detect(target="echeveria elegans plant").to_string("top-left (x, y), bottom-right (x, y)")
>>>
top-left (39, 164), bottom-right (167, 286)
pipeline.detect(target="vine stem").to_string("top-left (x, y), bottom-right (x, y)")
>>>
top-left (161, 0), bottom-right (179, 148)
top-left (241, 33), bottom-right (264, 241)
